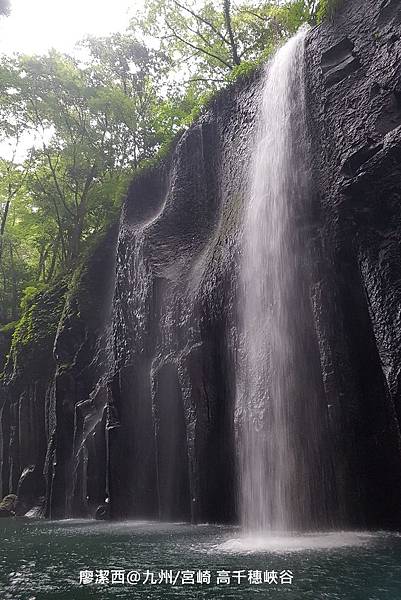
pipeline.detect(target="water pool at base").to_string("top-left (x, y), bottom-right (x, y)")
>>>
top-left (1, 520), bottom-right (401, 599)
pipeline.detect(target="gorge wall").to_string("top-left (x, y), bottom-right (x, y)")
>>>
top-left (1, 0), bottom-right (401, 528)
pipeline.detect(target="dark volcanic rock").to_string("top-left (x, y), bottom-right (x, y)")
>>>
top-left (306, 0), bottom-right (401, 528)
top-left (0, 226), bottom-right (118, 518)
top-left (0, 330), bottom-right (12, 374)
top-left (107, 70), bottom-right (261, 522)
top-left (1, 0), bottom-right (401, 528)
top-left (0, 283), bottom-right (67, 505)
top-left (95, 503), bottom-right (110, 520)
top-left (0, 493), bottom-right (17, 517)
top-left (16, 465), bottom-right (44, 511)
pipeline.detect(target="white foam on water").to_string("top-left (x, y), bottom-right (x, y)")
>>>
top-left (213, 531), bottom-right (375, 554)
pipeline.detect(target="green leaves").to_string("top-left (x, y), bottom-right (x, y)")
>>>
top-left (315, 0), bottom-right (343, 23)
top-left (0, 0), bottom-right (333, 325)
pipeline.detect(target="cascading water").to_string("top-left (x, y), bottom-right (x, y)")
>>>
top-left (237, 28), bottom-right (334, 533)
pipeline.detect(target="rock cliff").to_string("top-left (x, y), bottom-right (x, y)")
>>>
top-left (1, 0), bottom-right (401, 527)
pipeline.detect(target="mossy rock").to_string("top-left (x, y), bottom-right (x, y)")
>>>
top-left (0, 321), bottom-right (18, 335)
top-left (317, 0), bottom-right (344, 23)
top-left (0, 494), bottom-right (17, 517)
top-left (3, 279), bottom-right (69, 381)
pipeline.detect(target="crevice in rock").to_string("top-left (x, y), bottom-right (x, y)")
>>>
top-left (375, 92), bottom-right (401, 135)
top-left (321, 38), bottom-right (360, 87)
top-left (342, 141), bottom-right (384, 177)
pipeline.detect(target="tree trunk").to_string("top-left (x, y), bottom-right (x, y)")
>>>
top-left (223, 0), bottom-right (240, 66)
top-left (9, 241), bottom-right (18, 321)
top-left (0, 198), bottom-right (11, 266)
top-left (68, 163), bottom-right (97, 263)
top-left (45, 236), bottom-right (60, 283)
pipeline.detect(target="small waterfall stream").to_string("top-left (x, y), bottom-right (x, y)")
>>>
top-left (238, 28), bottom-right (331, 532)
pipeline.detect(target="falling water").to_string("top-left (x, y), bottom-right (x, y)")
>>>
top-left (238, 28), bottom-right (332, 532)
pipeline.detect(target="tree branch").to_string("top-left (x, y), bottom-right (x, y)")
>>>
top-left (171, 0), bottom-right (229, 45)
top-left (223, 0), bottom-right (240, 65)
top-left (165, 20), bottom-right (232, 69)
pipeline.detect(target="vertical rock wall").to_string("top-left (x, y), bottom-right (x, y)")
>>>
top-left (1, 0), bottom-right (401, 528)
top-left (0, 226), bottom-right (118, 517)
top-left (108, 79), bottom-right (260, 521)
top-left (307, 0), bottom-right (401, 527)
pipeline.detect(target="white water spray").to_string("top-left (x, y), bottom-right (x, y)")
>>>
top-left (237, 28), bottom-right (332, 532)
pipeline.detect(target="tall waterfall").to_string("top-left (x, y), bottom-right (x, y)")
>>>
top-left (238, 28), bottom-right (333, 532)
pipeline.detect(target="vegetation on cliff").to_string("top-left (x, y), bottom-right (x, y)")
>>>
top-left (0, 0), bottom-right (339, 340)
top-left (3, 279), bottom-right (68, 379)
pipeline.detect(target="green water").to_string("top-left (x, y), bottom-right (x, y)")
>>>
top-left (1, 519), bottom-right (401, 599)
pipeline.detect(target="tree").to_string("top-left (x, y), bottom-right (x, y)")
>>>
top-left (133, 0), bottom-right (319, 90)
top-left (81, 33), bottom-right (172, 166)
top-left (0, 40), bottom-right (176, 321)
top-left (0, 163), bottom-right (31, 322)
top-left (0, 158), bottom-right (29, 266)
top-left (0, 0), bottom-right (332, 324)
top-left (0, 51), bottom-right (139, 267)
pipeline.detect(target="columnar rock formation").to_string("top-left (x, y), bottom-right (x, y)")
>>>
top-left (0, 0), bottom-right (401, 527)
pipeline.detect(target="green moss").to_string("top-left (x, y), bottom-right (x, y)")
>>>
top-left (316, 0), bottom-right (344, 23)
top-left (0, 222), bottom-right (118, 383)
top-left (12, 282), bottom-right (67, 350)
top-left (2, 278), bottom-right (69, 380)
top-left (19, 285), bottom-right (46, 313)
top-left (58, 225), bottom-right (118, 341)
top-left (0, 321), bottom-right (18, 335)
top-left (229, 60), bottom-right (260, 82)
top-left (67, 233), bottom-right (108, 313)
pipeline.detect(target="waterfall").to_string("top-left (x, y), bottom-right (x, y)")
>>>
top-left (238, 28), bottom-right (332, 533)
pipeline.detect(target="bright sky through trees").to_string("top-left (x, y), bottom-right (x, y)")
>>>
top-left (0, 0), bottom-right (140, 55)
top-left (0, 0), bottom-right (327, 323)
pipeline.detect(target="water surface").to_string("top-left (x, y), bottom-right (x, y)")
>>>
top-left (1, 520), bottom-right (401, 599)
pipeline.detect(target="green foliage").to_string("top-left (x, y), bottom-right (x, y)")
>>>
top-left (316, 0), bottom-right (343, 23)
top-left (19, 285), bottom-right (45, 313)
top-left (0, 0), bottom-right (340, 322)
top-left (2, 279), bottom-right (68, 381)
top-left (134, 0), bottom-right (314, 91)
top-left (0, 47), bottom-right (150, 321)
top-left (228, 59), bottom-right (262, 82)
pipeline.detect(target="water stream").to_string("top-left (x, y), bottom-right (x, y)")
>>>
top-left (238, 28), bottom-right (333, 532)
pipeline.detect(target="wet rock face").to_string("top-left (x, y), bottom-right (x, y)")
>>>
top-left (0, 227), bottom-right (118, 518)
top-left (306, 0), bottom-right (401, 527)
top-left (104, 0), bottom-right (401, 527)
top-left (1, 0), bottom-right (401, 527)
top-left (0, 332), bottom-right (11, 374)
top-left (109, 78), bottom-right (259, 522)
